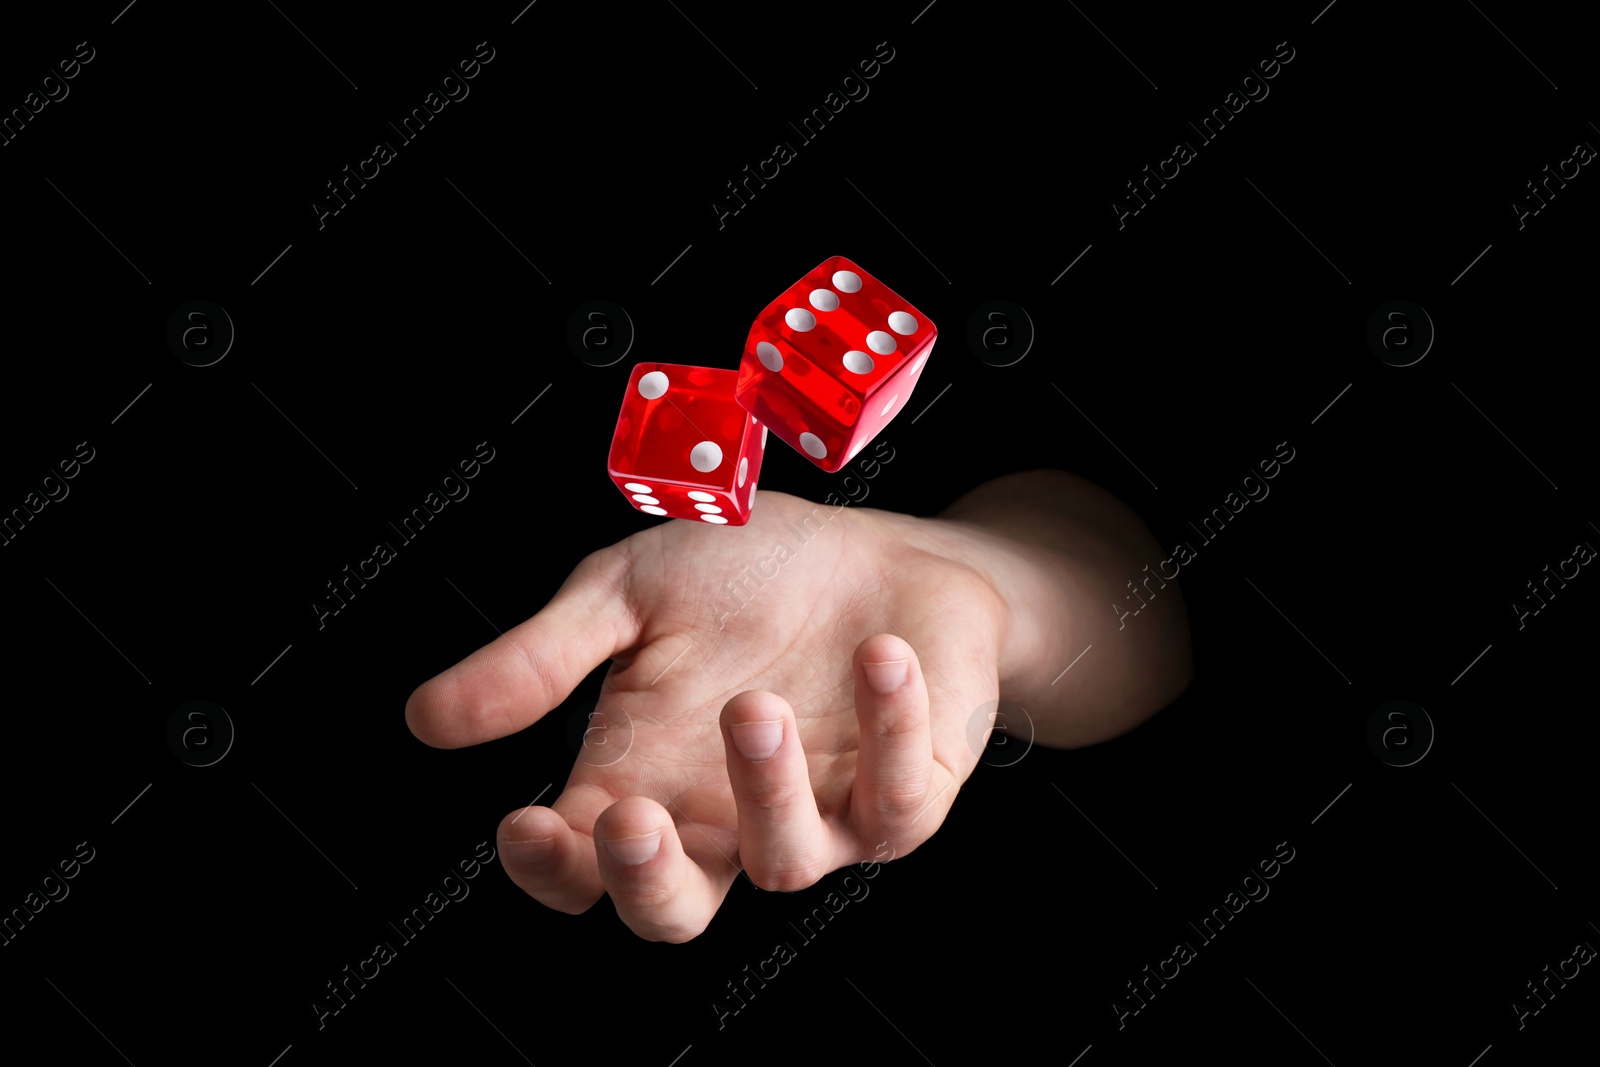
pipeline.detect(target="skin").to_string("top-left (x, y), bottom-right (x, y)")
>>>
top-left (405, 468), bottom-right (1193, 941)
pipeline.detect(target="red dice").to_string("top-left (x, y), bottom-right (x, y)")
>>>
top-left (735, 255), bottom-right (935, 472)
top-left (607, 362), bottom-right (766, 525)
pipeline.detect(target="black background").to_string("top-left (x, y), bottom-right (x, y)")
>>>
top-left (2, 2), bottom-right (1595, 1064)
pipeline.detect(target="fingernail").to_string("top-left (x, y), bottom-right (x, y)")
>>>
top-left (504, 836), bottom-right (554, 862)
top-left (731, 719), bottom-right (784, 761)
top-left (863, 659), bottom-right (908, 694)
top-left (604, 831), bottom-right (662, 865)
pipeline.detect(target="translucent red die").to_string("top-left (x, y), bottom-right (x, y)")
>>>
top-left (735, 255), bottom-right (935, 473)
top-left (608, 362), bottom-right (766, 525)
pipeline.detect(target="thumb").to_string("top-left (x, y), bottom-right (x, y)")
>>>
top-left (405, 546), bottom-right (640, 748)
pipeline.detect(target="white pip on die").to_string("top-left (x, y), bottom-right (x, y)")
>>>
top-left (607, 363), bottom-right (766, 525)
top-left (734, 255), bottom-right (935, 473)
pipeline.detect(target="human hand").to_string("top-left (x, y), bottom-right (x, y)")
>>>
top-left (405, 489), bottom-right (1006, 941)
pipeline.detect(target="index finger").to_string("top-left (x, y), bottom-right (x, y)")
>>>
top-left (405, 545), bottom-right (641, 748)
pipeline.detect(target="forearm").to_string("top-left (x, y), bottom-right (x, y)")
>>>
top-left (904, 469), bottom-right (1193, 748)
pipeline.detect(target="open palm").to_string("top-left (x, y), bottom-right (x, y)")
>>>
top-left (405, 489), bottom-right (1006, 941)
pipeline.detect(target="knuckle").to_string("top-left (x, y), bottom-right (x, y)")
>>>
top-left (872, 778), bottom-right (930, 818)
top-left (868, 782), bottom-right (955, 846)
top-left (648, 920), bottom-right (709, 944)
top-left (747, 852), bottom-right (828, 893)
top-left (576, 545), bottom-right (637, 615)
top-left (505, 629), bottom-right (563, 706)
top-left (629, 908), bottom-right (710, 944)
top-left (541, 894), bottom-right (598, 917)
top-left (520, 880), bottom-right (600, 916)
top-left (618, 878), bottom-right (679, 913)
top-left (874, 834), bottom-right (922, 863)
top-left (574, 543), bottom-right (628, 586)
top-left (740, 776), bottom-right (806, 814)
top-left (868, 703), bottom-right (926, 739)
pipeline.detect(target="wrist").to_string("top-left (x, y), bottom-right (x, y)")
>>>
top-left (900, 469), bottom-right (1193, 747)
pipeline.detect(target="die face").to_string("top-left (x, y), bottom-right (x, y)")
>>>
top-left (736, 255), bottom-right (934, 472)
top-left (609, 363), bottom-right (764, 525)
top-left (842, 337), bottom-right (935, 461)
